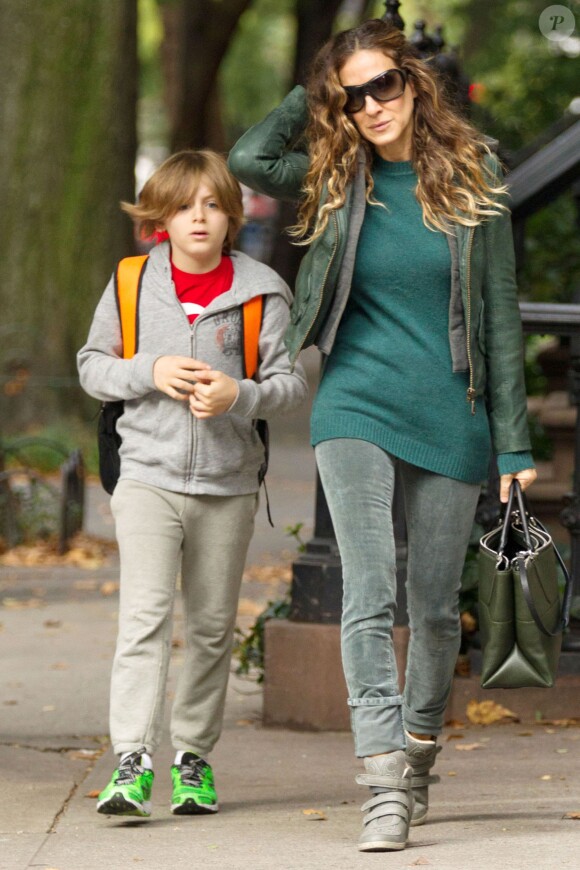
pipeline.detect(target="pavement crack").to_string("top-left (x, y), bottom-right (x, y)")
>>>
top-left (47, 750), bottom-right (104, 834)
top-left (47, 779), bottom-right (80, 834)
top-left (0, 739), bottom-right (107, 753)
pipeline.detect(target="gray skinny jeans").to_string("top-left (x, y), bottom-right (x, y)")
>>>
top-left (315, 439), bottom-right (480, 757)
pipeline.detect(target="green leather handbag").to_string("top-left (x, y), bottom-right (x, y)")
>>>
top-left (478, 480), bottom-right (572, 689)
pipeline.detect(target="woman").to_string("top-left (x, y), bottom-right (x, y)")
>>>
top-left (229, 19), bottom-right (536, 853)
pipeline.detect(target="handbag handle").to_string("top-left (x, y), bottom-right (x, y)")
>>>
top-left (498, 480), bottom-right (518, 555)
top-left (511, 480), bottom-right (572, 637)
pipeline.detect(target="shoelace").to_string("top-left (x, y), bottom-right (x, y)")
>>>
top-left (177, 756), bottom-right (205, 787)
top-left (115, 749), bottom-right (146, 785)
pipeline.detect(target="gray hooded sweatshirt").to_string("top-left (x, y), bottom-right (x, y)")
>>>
top-left (78, 243), bottom-right (308, 496)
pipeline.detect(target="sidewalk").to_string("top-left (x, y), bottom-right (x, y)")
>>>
top-left (1, 582), bottom-right (579, 870)
top-left (2, 349), bottom-right (579, 869)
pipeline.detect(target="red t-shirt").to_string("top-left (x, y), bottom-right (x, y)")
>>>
top-left (172, 256), bottom-right (234, 323)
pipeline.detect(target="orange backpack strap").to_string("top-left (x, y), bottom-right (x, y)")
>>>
top-left (242, 295), bottom-right (263, 379)
top-left (115, 255), bottom-right (149, 359)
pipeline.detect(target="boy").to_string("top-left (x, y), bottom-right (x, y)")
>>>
top-left (78, 150), bottom-right (307, 817)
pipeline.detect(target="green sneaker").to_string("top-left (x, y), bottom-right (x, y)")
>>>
top-left (171, 752), bottom-right (218, 814)
top-left (97, 748), bottom-right (154, 817)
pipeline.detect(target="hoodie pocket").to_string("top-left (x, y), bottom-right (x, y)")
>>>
top-left (197, 413), bottom-right (263, 480)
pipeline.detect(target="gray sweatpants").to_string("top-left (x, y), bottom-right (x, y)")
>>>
top-left (109, 479), bottom-right (258, 757)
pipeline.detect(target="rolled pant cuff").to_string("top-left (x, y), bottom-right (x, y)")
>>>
top-left (403, 704), bottom-right (444, 738)
top-left (113, 742), bottom-right (155, 756)
top-left (172, 740), bottom-right (212, 757)
top-left (348, 695), bottom-right (405, 757)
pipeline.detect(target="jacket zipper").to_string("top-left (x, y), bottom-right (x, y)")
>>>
top-left (185, 299), bottom-right (256, 485)
top-left (292, 210), bottom-right (339, 366)
top-left (181, 296), bottom-right (249, 485)
top-left (465, 226), bottom-right (476, 415)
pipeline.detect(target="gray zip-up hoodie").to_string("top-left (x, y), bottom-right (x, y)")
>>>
top-left (78, 243), bottom-right (308, 496)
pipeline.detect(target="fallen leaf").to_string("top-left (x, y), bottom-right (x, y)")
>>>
top-left (3, 700), bottom-right (18, 706)
top-left (455, 742), bottom-right (485, 751)
top-left (410, 859), bottom-right (431, 866)
top-left (447, 771), bottom-right (457, 776)
top-left (537, 718), bottom-right (580, 728)
top-left (100, 581), bottom-right (119, 596)
top-left (236, 719), bottom-right (254, 726)
top-left (517, 731), bottom-right (533, 737)
top-left (44, 620), bottom-right (62, 628)
top-left (2, 597), bottom-right (44, 609)
top-left (541, 775), bottom-right (552, 781)
top-left (556, 749), bottom-right (568, 754)
top-left (302, 808), bottom-right (327, 821)
top-left (460, 611), bottom-right (477, 633)
top-left (446, 733), bottom-right (464, 741)
top-left (69, 749), bottom-right (101, 761)
top-left (0, 534), bottom-right (114, 568)
top-left (85, 790), bottom-right (101, 799)
top-left (51, 662), bottom-right (69, 671)
top-left (466, 699), bottom-right (518, 726)
top-left (562, 812), bottom-right (580, 820)
top-left (445, 718), bottom-right (466, 729)
top-left (73, 580), bottom-right (98, 591)
top-left (454, 654), bottom-right (471, 678)
top-left (42, 705), bottom-right (56, 712)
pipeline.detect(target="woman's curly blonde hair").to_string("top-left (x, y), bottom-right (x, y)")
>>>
top-left (292, 19), bottom-right (507, 243)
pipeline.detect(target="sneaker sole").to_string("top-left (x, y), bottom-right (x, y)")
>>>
top-left (358, 841), bottom-right (406, 852)
top-left (410, 810), bottom-right (428, 827)
top-left (97, 794), bottom-right (151, 817)
top-left (171, 798), bottom-right (219, 815)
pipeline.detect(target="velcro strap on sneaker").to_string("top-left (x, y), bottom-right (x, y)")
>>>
top-left (363, 802), bottom-right (410, 825)
top-left (355, 774), bottom-right (411, 790)
top-left (361, 790), bottom-right (413, 814)
top-left (411, 773), bottom-right (440, 788)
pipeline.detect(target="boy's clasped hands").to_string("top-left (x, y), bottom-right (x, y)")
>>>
top-left (153, 355), bottom-right (239, 419)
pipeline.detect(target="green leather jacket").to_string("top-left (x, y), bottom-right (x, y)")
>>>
top-left (228, 86), bottom-right (531, 456)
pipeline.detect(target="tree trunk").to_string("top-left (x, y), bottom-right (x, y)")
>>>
top-left (160, 0), bottom-right (253, 152)
top-left (0, 0), bottom-right (138, 427)
top-left (293, 0), bottom-right (346, 85)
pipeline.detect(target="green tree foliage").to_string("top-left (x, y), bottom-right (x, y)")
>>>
top-left (220, 0), bottom-right (296, 140)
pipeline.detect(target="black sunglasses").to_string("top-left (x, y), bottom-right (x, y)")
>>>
top-left (342, 68), bottom-right (408, 114)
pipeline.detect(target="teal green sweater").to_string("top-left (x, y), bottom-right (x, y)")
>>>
top-left (311, 157), bottom-right (532, 483)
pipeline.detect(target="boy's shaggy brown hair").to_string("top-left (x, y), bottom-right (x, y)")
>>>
top-left (122, 149), bottom-right (244, 252)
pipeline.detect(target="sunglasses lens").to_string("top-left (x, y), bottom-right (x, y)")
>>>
top-left (372, 70), bottom-right (404, 102)
top-left (343, 70), bottom-right (405, 113)
top-left (344, 91), bottom-right (364, 113)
